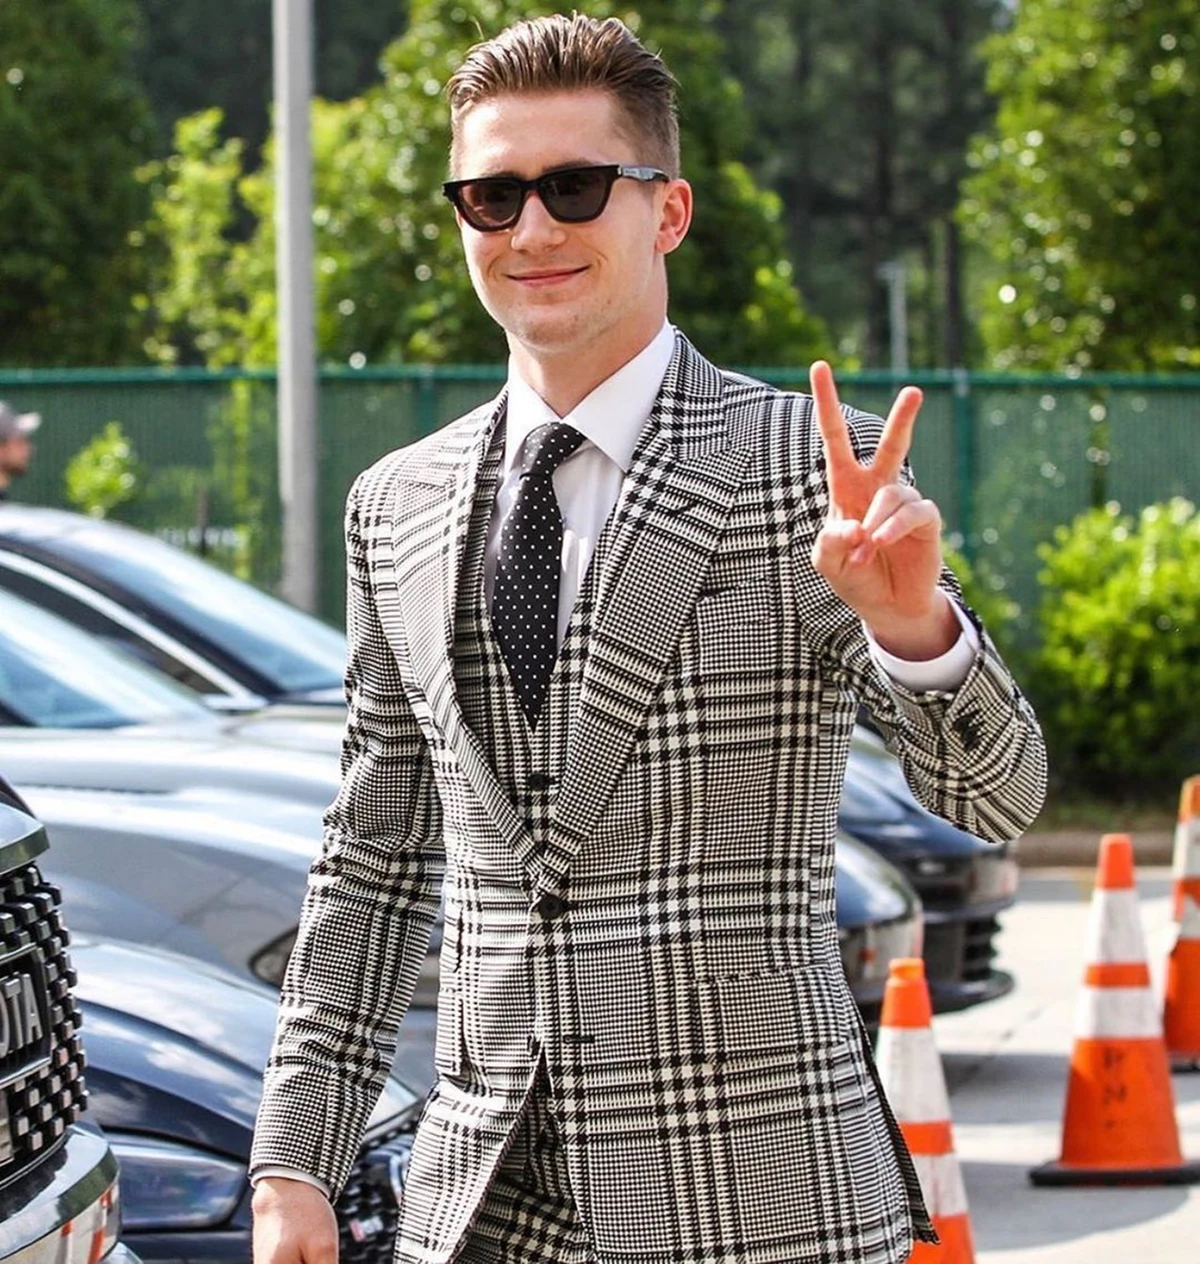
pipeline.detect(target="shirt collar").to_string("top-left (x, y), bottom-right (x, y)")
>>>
top-left (503, 322), bottom-right (675, 476)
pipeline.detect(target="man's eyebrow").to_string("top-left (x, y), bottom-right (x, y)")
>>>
top-left (461, 159), bottom-right (602, 180)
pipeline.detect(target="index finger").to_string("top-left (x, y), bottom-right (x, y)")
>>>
top-left (809, 360), bottom-right (857, 477)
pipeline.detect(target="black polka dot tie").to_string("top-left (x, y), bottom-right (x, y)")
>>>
top-left (492, 422), bottom-right (585, 726)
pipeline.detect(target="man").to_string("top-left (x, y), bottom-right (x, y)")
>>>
top-left (251, 14), bottom-right (1045, 1264)
top-left (0, 401), bottom-right (40, 501)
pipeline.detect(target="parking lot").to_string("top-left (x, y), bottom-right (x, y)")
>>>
top-left (939, 865), bottom-right (1200, 1262)
top-left (390, 864), bottom-right (1200, 1261)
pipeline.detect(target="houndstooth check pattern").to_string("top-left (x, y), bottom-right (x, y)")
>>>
top-left (491, 421), bottom-right (585, 723)
top-left (251, 333), bottom-right (1047, 1264)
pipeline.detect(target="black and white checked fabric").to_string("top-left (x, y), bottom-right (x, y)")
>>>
top-left (491, 422), bottom-right (584, 723)
top-left (251, 332), bottom-right (1048, 1264)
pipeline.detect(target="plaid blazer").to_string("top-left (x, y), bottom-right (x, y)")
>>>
top-left (251, 334), bottom-right (1046, 1264)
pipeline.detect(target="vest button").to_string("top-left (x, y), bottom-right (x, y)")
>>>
top-left (536, 894), bottom-right (568, 921)
top-left (528, 772), bottom-right (553, 791)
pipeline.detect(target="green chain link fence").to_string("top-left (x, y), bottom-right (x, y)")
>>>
top-left (1, 366), bottom-right (1196, 634)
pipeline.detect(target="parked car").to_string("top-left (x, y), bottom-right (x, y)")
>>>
top-left (1, 773), bottom-right (421, 1264)
top-left (0, 791), bottom-right (132, 1264)
top-left (0, 524), bottom-right (1012, 1014)
top-left (74, 937), bottom-right (420, 1264)
top-left (0, 506), bottom-right (345, 710)
top-left (844, 724), bottom-right (1020, 1013)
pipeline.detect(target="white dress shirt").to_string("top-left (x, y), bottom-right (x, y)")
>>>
top-left (251, 326), bottom-right (975, 1198)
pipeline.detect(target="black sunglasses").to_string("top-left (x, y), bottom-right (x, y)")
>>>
top-left (442, 163), bottom-right (669, 232)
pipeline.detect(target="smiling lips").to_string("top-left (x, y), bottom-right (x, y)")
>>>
top-left (507, 265), bottom-right (588, 287)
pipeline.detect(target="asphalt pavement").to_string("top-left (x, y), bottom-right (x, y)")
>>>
top-left (391, 865), bottom-right (1200, 1261)
top-left (938, 866), bottom-right (1200, 1262)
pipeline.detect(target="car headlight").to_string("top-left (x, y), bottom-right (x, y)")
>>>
top-left (967, 852), bottom-right (1020, 903)
top-left (252, 927), bottom-right (298, 986)
top-left (107, 1134), bottom-right (246, 1230)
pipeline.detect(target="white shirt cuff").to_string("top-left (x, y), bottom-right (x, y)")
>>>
top-left (865, 601), bottom-right (980, 693)
top-left (250, 1166), bottom-right (332, 1199)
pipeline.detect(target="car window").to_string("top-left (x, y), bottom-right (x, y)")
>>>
top-left (28, 523), bottom-right (347, 695)
top-left (0, 563), bottom-right (222, 695)
top-left (0, 591), bottom-right (214, 729)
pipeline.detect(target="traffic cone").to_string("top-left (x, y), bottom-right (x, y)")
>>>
top-left (1164, 888), bottom-right (1200, 1071)
top-left (874, 957), bottom-right (974, 1263)
top-left (1171, 776), bottom-right (1200, 921)
top-left (1030, 833), bottom-right (1200, 1185)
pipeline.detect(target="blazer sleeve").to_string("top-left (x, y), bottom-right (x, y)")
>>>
top-left (790, 408), bottom-right (1048, 844)
top-left (250, 470), bottom-right (444, 1196)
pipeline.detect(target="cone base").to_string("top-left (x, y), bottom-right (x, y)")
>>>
top-left (1029, 1158), bottom-right (1200, 1187)
top-left (1169, 1053), bottom-right (1200, 1073)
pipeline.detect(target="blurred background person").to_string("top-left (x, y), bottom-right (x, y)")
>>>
top-left (0, 402), bottom-right (40, 502)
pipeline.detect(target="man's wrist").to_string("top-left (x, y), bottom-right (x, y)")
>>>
top-left (864, 591), bottom-right (960, 661)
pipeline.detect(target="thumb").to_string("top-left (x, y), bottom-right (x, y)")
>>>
top-left (811, 518), bottom-right (869, 582)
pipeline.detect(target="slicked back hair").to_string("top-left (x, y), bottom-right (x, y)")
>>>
top-left (447, 14), bottom-right (680, 178)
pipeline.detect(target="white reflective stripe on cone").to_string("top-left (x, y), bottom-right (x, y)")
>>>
top-left (1179, 895), bottom-right (1200, 940)
top-left (1175, 816), bottom-right (1200, 876)
top-left (1084, 888), bottom-right (1150, 964)
top-left (912, 1151), bottom-right (970, 1218)
top-left (874, 1025), bottom-right (952, 1123)
top-left (1075, 985), bottom-right (1163, 1038)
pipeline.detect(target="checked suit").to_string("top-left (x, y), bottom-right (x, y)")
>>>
top-left (251, 333), bottom-right (1046, 1264)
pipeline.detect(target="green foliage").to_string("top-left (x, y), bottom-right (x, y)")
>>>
top-left (1030, 498), bottom-right (1200, 794)
top-left (961, 0), bottom-right (1200, 371)
top-left (134, 0), bottom-right (829, 369)
top-left (0, 0), bottom-right (154, 366)
top-left (942, 542), bottom-right (1021, 661)
top-left (65, 422), bottom-right (143, 518)
top-left (130, 1), bottom-right (409, 156)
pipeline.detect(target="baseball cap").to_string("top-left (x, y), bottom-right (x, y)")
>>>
top-left (0, 402), bottom-right (41, 440)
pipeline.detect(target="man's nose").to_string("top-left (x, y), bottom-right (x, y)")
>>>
top-left (508, 191), bottom-right (567, 248)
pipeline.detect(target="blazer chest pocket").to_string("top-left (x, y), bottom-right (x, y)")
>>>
top-left (692, 580), bottom-right (777, 677)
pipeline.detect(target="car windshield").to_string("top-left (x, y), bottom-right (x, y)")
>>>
top-left (0, 590), bottom-right (213, 729)
top-left (28, 520), bottom-right (347, 695)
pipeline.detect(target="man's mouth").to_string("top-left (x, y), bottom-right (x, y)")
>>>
top-left (506, 266), bottom-right (588, 286)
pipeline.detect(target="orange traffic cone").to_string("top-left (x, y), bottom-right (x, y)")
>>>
top-left (1171, 776), bottom-right (1200, 921)
top-left (1030, 833), bottom-right (1200, 1185)
top-left (1164, 888), bottom-right (1200, 1071)
top-left (874, 957), bottom-right (974, 1263)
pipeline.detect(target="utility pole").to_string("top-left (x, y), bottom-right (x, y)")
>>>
top-left (273, 0), bottom-right (318, 610)
top-left (877, 260), bottom-right (909, 375)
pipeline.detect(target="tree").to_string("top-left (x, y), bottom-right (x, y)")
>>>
top-left (130, 1), bottom-right (410, 157)
top-left (0, 0), bottom-right (154, 366)
top-left (135, 0), bottom-right (829, 369)
top-left (716, 0), bottom-right (1009, 368)
top-left (960, 0), bottom-right (1200, 371)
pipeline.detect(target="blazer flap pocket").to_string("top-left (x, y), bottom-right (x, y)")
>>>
top-left (692, 963), bottom-right (849, 1059)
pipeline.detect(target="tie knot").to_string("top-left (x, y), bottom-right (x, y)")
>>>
top-left (520, 422), bottom-right (584, 480)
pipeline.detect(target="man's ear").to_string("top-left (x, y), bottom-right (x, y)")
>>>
top-left (656, 178), bottom-right (693, 256)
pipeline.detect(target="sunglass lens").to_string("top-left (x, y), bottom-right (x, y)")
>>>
top-left (459, 179), bottom-right (523, 229)
top-left (541, 168), bottom-right (611, 222)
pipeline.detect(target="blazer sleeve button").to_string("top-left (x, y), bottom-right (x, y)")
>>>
top-left (528, 772), bottom-right (554, 791)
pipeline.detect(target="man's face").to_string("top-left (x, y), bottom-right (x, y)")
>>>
top-left (452, 89), bottom-right (691, 365)
top-left (0, 434), bottom-right (32, 480)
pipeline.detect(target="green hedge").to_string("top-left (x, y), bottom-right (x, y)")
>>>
top-left (1028, 498), bottom-right (1200, 797)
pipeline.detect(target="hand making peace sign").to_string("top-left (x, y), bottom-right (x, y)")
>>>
top-left (808, 361), bottom-right (959, 661)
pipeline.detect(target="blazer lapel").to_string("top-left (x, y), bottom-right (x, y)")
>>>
top-left (391, 394), bottom-right (530, 855)
top-left (537, 337), bottom-right (751, 892)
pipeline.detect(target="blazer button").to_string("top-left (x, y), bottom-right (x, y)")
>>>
top-left (528, 772), bottom-right (554, 791)
top-left (536, 894), bottom-right (568, 921)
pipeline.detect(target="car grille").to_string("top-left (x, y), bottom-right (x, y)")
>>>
top-left (923, 914), bottom-right (1002, 983)
top-left (0, 865), bottom-right (87, 1185)
top-left (335, 1125), bottom-right (415, 1264)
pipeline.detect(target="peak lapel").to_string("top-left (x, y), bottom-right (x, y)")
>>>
top-left (537, 337), bottom-right (751, 891)
top-left (392, 395), bottom-right (529, 856)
